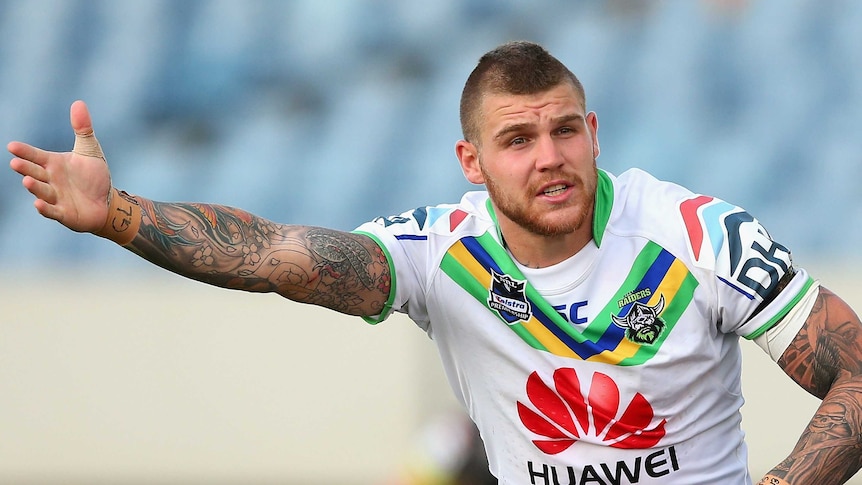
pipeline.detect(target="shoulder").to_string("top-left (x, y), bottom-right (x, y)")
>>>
top-left (610, 168), bottom-right (695, 209)
top-left (351, 192), bottom-right (496, 323)
top-left (602, 168), bottom-right (699, 245)
top-left (357, 191), bottom-right (494, 240)
top-left (603, 168), bottom-right (785, 273)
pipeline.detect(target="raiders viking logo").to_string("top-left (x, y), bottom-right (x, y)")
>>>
top-left (611, 294), bottom-right (666, 345)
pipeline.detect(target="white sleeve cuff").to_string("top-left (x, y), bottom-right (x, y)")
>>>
top-left (754, 280), bottom-right (820, 361)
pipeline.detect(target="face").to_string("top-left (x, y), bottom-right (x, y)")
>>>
top-left (456, 83), bottom-right (600, 239)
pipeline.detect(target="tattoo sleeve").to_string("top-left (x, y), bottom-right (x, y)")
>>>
top-left (765, 287), bottom-right (862, 484)
top-left (124, 197), bottom-right (391, 316)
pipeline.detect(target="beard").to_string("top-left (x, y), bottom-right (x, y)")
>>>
top-left (481, 160), bottom-right (597, 238)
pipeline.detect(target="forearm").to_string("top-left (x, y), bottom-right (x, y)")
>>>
top-left (126, 194), bottom-right (294, 293)
top-left (765, 288), bottom-right (862, 484)
top-left (760, 377), bottom-right (862, 484)
top-left (100, 189), bottom-right (391, 315)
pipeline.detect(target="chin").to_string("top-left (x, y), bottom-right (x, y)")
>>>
top-left (524, 217), bottom-right (581, 237)
top-left (535, 208), bottom-right (588, 236)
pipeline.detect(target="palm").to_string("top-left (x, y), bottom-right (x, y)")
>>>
top-left (8, 100), bottom-right (112, 233)
top-left (48, 149), bottom-right (111, 232)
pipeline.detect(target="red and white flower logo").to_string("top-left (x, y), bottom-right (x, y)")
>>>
top-left (517, 368), bottom-right (667, 454)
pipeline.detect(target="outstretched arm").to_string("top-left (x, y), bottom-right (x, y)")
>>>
top-left (759, 287), bottom-right (862, 485)
top-left (125, 199), bottom-right (391, 316)
top-left (9, 101), bottom-right (391, 317)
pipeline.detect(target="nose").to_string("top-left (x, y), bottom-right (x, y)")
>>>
top-left (534, 135), bottom-right (564, 171)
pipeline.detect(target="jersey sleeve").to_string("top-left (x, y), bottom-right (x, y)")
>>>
top-left (678, 194), bottom-right (815, 339)
top-left (352, 208), bottom-right (434, 329)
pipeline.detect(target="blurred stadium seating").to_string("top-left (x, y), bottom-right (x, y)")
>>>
top-left (2, 0), bottom-right (861, 268)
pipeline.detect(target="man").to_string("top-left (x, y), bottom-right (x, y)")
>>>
top-left (8, 41), bottom-right (862, 484)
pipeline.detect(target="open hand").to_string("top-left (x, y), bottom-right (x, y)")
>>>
top-left (8, 100), bottom-right (112, 233)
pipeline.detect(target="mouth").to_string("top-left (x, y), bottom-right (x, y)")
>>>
top-left (541, 184), bottom-right (568, 197)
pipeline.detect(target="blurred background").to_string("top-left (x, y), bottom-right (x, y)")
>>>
top-left (2, 0), bottom-right (862, 483)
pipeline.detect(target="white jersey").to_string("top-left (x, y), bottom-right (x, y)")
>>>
top-left (354, 168), bottom-right (815, 484)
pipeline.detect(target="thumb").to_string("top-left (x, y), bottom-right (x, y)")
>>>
top-left (70, 100), bottom-right (106, 161)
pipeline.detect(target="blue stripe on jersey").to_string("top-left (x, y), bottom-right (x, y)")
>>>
top-left (701, 201), bottom-right (735, 260)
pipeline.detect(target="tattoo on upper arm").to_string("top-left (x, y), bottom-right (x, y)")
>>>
top-left (779, 288), bottom-right (862, 398)
top-left (126, 199), bottom-right (390, 316)
top-left (300, 228), bottom-right (390, 313)
top-left (306, 229), bottom-right (374, 288)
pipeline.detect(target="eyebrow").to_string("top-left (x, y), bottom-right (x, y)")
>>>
top-left (492, 113), bottom-right (585, 142)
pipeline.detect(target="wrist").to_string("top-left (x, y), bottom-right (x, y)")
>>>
top-left (95, 187), bottom-right (142, 245)
top-left (758, 474), bottom-right (791, 485)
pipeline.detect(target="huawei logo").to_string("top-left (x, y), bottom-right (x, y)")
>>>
top-left (517, 368), bottom-right (667, 454)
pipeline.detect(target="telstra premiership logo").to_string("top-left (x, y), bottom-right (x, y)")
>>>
top-left (517, 368), bottom-right (667, 454)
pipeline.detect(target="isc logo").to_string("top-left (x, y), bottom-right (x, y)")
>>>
top-left (553, 301), bottom-right (589, 325)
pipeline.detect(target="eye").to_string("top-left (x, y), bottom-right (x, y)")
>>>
top-left (556, 126), bottom-right (576, 136)
top-left (509, 136), bottom-right (528, 146)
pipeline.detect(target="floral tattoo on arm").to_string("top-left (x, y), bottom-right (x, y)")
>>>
top-left (125, 198), bottom-right (391, 316)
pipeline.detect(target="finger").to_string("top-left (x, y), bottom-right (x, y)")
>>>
top-left (7, 140), bottom-right (27, 156)
top-left (33, 198), bottom-right (63, 222)
top-left (70, 100), bottom-right (93, 135)
top-left (70, 100), bottom-right (105, 161)
top-left (7, 141), bottom-right (52, 167)
top-left (9, 156), bottom-right (49, 182)
top-left (21, 175), bottom-right (57, 205)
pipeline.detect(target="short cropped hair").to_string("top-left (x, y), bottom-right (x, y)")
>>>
top-left (459, 41), bottom-right (586, 144)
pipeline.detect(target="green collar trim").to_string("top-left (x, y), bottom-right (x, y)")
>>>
top-left (593, 169), bottom-right (614, 247)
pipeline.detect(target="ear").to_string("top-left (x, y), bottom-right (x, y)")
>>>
top-left (587, 111), bottom-right (600, 158)
top-left (455, 139), bottom-right (485, 185)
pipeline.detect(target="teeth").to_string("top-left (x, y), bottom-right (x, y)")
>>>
top-left (543, 184), bottom-right (566, 196)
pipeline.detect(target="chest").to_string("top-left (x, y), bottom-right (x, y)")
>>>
top-left (434, 236), bottom-right (710, 367)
